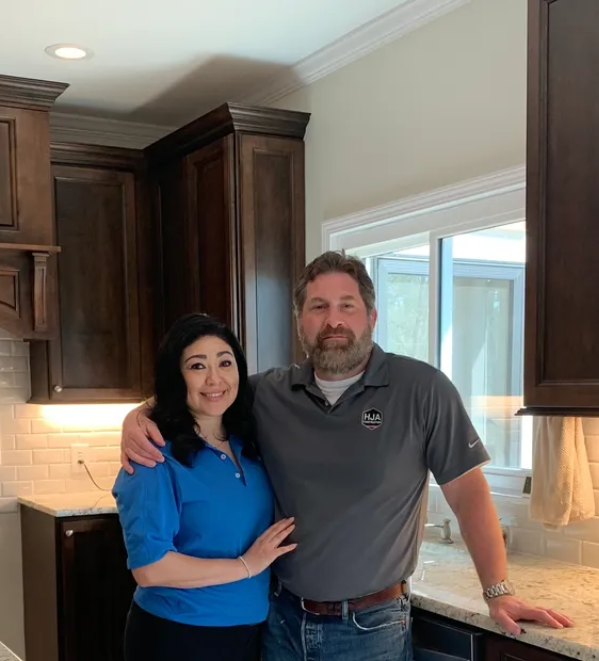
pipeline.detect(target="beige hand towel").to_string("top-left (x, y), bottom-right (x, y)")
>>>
top-left (529, 416), bottom-right (595, 529)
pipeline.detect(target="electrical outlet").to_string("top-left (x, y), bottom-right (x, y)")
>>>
top-left (71, 443), bottom-right (90, 475)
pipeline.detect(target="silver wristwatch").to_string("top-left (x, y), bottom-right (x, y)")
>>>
top-left (482, 579), bottom-right (515, 601)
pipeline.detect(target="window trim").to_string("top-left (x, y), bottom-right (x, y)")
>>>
top-left (322, 165), bottom-right (531, 490)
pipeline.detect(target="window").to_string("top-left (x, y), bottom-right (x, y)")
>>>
top-left (368, 222), bottom-right (532, 472)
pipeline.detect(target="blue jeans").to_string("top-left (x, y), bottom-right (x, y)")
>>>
top-left (262, 584), bottom-right (412, 661)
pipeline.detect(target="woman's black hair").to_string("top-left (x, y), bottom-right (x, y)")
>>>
top-left (149, 312), bottom-right (257, 466)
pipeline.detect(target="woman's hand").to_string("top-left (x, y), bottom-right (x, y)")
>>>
top-left (241, 518), bottom-right (297, 577)
top-left (120, 404), bottom-right (166, 473)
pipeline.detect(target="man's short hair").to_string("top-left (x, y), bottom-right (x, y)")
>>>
top-left (293, 251), bottom-right (376, 316)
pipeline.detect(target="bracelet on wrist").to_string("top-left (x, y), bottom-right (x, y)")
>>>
top-left (238, 555), bottom-right (252, 579)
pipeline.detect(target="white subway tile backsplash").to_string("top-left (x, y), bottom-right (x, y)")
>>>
top-left (1, 451), bottom-right (32, 466)
top-left (34, 480), bottom-right (66, 495)
top-left (17, 466), bottom-right (48, 481)
top-left (544, 532), bottom-right (582, 564)
top-left (47, 433), bottom-right (80, 448)
top-left (31, 419), bottom-right (62, 434)
top-left (1, 482), bottom-right (33, 498)
top-left (14, 405), bottom-right (43, 419)
top-left (0, 468), bottom-right (16, 482)
top-left (0, 335), bottom-right (125, 508)
top-left (584, 435), bottom-right (599, 462)
top-left (581, 542), bottom-right (599, 569)
top-left (48, 464), bottom-right (73, 480)
top-left (0, 435), bottom-right (15, 450)
top-left (583, 418), bottom-right (599, 436)
top-left (32, 450), bottom-right (65, 465)
top-left (510, 528), bottom-right (546, 556)
top-left (0, 418), bottom-right (30, 435)
top-left (16, 435), bottom-right (48, 450)
top-left (0, 357), bottom-right (28, 373)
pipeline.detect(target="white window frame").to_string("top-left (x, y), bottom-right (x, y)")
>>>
top-left (322, 165), bottom-right (530, 497)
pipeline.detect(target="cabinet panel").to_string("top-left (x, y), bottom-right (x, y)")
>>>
top-left (0, 115), bottom-right (17, 230)
top-left (239, 134), bottom-right (305, 373)
top-left (484, 632), bottom-right (570, 661)
top-left (0, 106), bottom-right (54, 244)
top-left (185, 136), bottom-right (236, 329)
top-left (525, 0), bottom-right (599, 410)
top-left (60, 518), bottom-right (135, 661)
top-left (52, 165), bottom-right (140, 400)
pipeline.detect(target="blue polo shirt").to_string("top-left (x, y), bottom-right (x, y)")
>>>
top-left (112, 437), bottom-right (273, 626)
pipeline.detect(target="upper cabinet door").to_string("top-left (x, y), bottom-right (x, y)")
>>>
top-left (33, 164), bottom-right (143, 402)
top-left (185, 136), bottom-right (237, 330)
top-left (524, 0), bottom-right (599, 413)
top-left (0, 106), bottom-right (54, 245)
top-left (238, 134), bottom-right (305, 374)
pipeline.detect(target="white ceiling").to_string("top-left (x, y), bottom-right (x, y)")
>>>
top-left (1, 0), bottom-right (409, 126)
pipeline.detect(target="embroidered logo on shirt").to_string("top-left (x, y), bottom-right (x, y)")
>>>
top-left (362, 407), bottom-right (383, 430)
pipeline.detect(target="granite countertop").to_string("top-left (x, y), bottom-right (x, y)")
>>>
top-left (18, 492), bottom-right (117, 517)
top-left (0, 641), bottom-right (21, 661)
top-left (414, 539), bottom-right (598, 660)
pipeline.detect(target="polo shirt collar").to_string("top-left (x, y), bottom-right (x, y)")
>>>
top-left (290, 342), bottom-right (390, 389)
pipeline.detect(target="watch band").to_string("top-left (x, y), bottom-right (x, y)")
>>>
top-left (483, 579), bottom-right (515, 601)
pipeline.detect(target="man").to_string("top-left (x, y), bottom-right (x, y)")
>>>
top-left (121, 251), bottom-right (572, 661)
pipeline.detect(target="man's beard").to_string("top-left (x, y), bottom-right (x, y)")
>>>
top-left (299, 324), bottom-right (373, 376)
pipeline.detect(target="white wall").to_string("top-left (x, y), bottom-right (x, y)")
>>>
top-left (273, 0), bottom-right (527, 260)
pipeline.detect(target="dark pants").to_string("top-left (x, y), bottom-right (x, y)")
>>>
top-left (124, 601), bottom-right (261, 661)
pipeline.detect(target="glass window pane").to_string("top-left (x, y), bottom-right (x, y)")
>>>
top-left (374, 245), bottom-right (430, 362)
top-left (439, 222), bottom-right (529, 469)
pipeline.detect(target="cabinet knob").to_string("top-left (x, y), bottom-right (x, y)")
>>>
top-left (64, 530), bottom-right (74, 537)
top-left (53, 385), bottom-right (63, 393)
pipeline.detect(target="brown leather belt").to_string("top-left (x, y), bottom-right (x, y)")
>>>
top-left (298, 581), bottom-right (409, 616)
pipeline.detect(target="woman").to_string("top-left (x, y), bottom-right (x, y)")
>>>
top-left (112, 313), bottom-right (296, 661)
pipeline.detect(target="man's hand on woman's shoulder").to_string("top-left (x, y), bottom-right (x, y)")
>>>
top-left (120, 403), bottom-right (166, 474)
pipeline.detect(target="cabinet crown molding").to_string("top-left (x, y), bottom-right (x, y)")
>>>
top-left (0, 74), bottom-right (68, 111)
top-left (146, 102), bottom-right (311, 162)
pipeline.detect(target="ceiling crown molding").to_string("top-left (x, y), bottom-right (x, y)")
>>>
top-left (49, 112), bottom-right (174, 150)
top-left (242, 0), bottom-right (471, 106)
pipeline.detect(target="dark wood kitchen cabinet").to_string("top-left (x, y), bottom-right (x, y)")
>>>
top-left (20, 505), bottom-right (135, 661)
top-left (524, 0), bottom-right (599, 413)
top-left (0, 74), bottom-right (67, 244)
top-left (147, 103), bottom-right (310, 374)
top-left (28, 144), bottom-right (158, 403)
top-left (0, 75), bottom-right (67, 339)
top-left (484, 631), bottom-right (571, 661)
top-left (412, 608), bottom-right (572, 661)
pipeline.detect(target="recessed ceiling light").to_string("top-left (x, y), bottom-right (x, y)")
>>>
top-left (45, 44), bottom-right (93, 60)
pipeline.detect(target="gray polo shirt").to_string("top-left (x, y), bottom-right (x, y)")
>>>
top-left (250, 344), bottom-right (490, 601)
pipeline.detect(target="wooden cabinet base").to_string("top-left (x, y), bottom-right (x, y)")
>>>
top-left (20, 506), bottom-right (135, 661)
